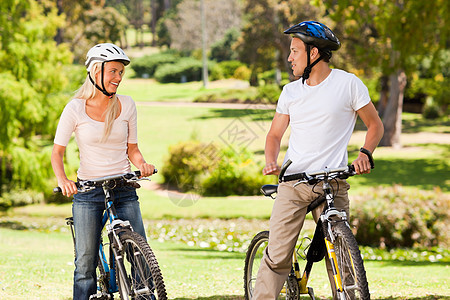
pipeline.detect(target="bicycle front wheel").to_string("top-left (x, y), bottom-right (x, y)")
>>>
top-left (244, 231), bottom-right (298, 300)
top-left (116, 231), bottom-right (167, 300)
top-left (332, 222), bottom-right (370, 300)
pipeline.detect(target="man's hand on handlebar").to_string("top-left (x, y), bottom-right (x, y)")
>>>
top-left (263, 162), bottom-right (281, 176)
top-left (351, 152), bottom-right (372, 175)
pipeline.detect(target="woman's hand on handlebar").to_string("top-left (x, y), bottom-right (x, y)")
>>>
top-left (57, 178), bottom-right (78, 197)
top-left (138, 162), bottom-right (156, 178)
top-left (263, 162), bottom-right (281, 176)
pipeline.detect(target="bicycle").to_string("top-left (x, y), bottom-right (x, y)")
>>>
top-left (244, 159), bottom-right (370, 300)
top-left (55, 171), bottom-right (167, 300)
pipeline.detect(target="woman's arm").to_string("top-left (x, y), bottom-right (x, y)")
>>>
top-left (127, 143), bottom-right (155, 177)
top-left (51, 144), bottom-right (78, 197)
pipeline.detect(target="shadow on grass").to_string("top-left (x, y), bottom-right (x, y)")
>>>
top-left (172, 296), bottom-right (244, 300)
top-left (172, 295), bottom-right (449, 300)
top-left (374, 296), bottom-right (450, 300)
top-left (168, 247), bottom-right (245, 260)
top-left (346, 150), bottom-right (449, 191)
top-left (371, 259), bottom-right (450, 267)
top-left (0, 220), bottom-right (28, 230)
top-left (193, 108), bottom-right (274, 122)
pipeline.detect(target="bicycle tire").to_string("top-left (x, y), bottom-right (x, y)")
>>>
top-left (331, 222), bottom-right (370, 300)
top-left (244, 231), bottom-right (299, 300)
top-left (116, 231), bottom-right (167, 300)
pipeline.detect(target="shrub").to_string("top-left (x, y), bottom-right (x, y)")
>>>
top-left (0, 189), bottom-right (44, 211)
top-left (161, 140), bottom-right (218, 192)
top-left (162, 140), bottom-right (274, 196)
top-left (217, 60), bottom-right (245, 78)
top-left (233, 65), bottom-right (251, 81)
top-left (351, 185), bottom-right (449, 249)
top-left (256, 84), bottom-right (281, 104)
top-left (130, 52), bottom-right (178, 78)
top-left (201, 147), bottom-right (274, 196)
top-left (154, 57), bottom-right (203, 83)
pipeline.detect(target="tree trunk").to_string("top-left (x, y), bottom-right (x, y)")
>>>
top-left (379, 70), bottom-right (407, 148)
top-left (151, 0), bottom-right (157, 47)
top-left (377, 75), bottom-right (389, 116)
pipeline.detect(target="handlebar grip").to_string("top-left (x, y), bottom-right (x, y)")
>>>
top-left (134, 168), bottom-right (158, 177)
top-left (53, 187), bottom-right (62, 193)
top-left (360, 148), bottom-right (375, 169)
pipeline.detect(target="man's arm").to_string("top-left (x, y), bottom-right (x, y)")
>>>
top-left (263, 112), bottom-right (290, 175)
top-left (353, 102), bottom-right (384, 174)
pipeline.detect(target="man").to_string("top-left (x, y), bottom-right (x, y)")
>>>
top-left (253, 21), bottom-right (384, 299)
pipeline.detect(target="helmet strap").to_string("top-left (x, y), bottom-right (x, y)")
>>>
top-left (302, 45), bottom-right (324, 84)
top-left (88, 62), bottom-right (115, 98)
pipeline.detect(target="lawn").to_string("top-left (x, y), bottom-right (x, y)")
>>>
top-left (0, 225), bottom-right (448, 299)
top-left (2, 80), bottom-right (449, 299)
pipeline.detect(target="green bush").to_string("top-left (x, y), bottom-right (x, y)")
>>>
top-left (201, 147), bottom-right (273, 196)
top-left (217, 60), bottom-right (246, 78)
top-left (161, 140), bottom-right (217, 192)
top-left (162, 140), bottom-right (274, 196)
top-left (0, 189), bottom-right (44, 211)
top-left (130, 52), bottom-right (178, 78)
top-left (154, 57), bottom-right (203, 83)
top-left (256, 84), bottom-right (281, 104)
top-left (351, 185), bottom-right (449, 249)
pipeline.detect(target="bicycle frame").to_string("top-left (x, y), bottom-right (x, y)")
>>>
top-left (275, 161), bottom-right (356, 299)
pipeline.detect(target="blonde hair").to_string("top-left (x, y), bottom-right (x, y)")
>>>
top-left (74, 62), bottom-right (122, 142)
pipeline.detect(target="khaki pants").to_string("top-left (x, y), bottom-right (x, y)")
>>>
top-left (253, 179), bottom-right (350, 300)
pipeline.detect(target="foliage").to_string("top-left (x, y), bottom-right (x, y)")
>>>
top-left (201, 147), bottom-right (273, 196)
top-left (154, 57), bottom-right (204, 83)
top-left (161, 140), bottom-right (217, 192)
top-left (55, 1), bottom-right (129, 63)
top-left (210, 28), bottom-right (240, 62)
top-left (194, 88), bottom-right (258, 103)
top-left (0, 188), bottom-right (44, 211)
top-left (0, 0), bottom-right (72, 197)
top-left (164, 0), bottom-right (242, 51)
top-left (351, 185), bottom-right (449, 249)
top-left (317, 0), bottom-right (449, 146)
top-left (130, 51), bottom-right (179, 78)
top-left (162, 140), bottom-right (273, 196)
top-left (236, 0), bottom-right (325, 84)
top-left (233, 65), bottom-right (252, 81)
top-left (256, 84), bottom-right (281, 104)
top-left (216, 60), bottom-right (246, 78)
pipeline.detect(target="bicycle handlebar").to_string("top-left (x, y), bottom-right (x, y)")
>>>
top-left (53, 169), bottom-right (158, 194)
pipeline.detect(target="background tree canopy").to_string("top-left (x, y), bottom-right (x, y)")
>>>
top-left (0, 0), bottom-right (73, 205)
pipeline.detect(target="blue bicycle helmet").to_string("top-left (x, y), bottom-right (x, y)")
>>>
top-left (284, 21), bottom-right (340, 83)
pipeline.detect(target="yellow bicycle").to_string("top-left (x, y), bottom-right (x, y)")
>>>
top-left (244, 160), bottom-right (370, 300)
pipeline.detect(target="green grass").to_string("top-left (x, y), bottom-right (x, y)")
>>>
top-left (118, 78), bottom-right (224, 102)
top-left (0, 226), bottom-right (448, 299)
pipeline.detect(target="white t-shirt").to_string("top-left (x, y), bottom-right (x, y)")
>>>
top-left (54, 95), bottom-right (138, 180)
top-left (276, 69), bottom-right (370, 175)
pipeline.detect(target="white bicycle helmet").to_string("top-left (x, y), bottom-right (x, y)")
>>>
top-left (85, 43), bottom-right (130, 97)
top-left (85, 43), bottom-right (130, 72)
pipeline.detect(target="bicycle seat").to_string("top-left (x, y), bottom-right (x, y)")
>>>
top-left (261, 184), bottom-right (278, 197)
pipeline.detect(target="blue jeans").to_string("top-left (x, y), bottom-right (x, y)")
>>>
top-left (72, 186), bottom-right (146, 300)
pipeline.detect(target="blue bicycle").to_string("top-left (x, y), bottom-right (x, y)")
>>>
top-left (57, 171), bottom-right (167, 300)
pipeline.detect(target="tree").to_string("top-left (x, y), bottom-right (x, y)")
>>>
top-left (55, 1), bottom-right (129, 63)
top-left (0, 0), bottom-right (72, 201)
top-left (236, 0), bottom-right (326, 86)
top-left (164, 0), bottom-right (242, 52)
top-left (317, 0), bottom-right (449, 147)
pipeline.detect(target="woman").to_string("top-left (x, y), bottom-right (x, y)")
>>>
top-left (51, 43), bottom-right (155, 299)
